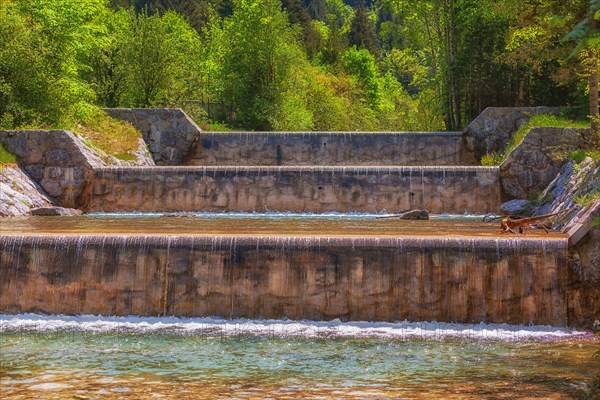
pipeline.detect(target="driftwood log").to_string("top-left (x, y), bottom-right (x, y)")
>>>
top-left (500, 211), bottom-right (565, 234)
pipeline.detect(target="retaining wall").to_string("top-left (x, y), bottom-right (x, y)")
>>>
top-left (191, 131), bottom-right (475, 166)
top-left (89, 166), bottom-right (501, 214)
top-left (104, 108), bottom-right (202, 165)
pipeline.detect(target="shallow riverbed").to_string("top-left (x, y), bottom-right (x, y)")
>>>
top-left (1, 315), bottom-right (597, 399)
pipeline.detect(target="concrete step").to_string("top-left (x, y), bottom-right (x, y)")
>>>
top-left (89, 166), bottom-right (500, 214)
top-left (188, 131), bottom-right (475, 166)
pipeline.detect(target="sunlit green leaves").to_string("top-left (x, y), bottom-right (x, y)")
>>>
top-left (0, 0), bottom-right (105, 127)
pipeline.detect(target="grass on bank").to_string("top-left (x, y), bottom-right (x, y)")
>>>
top-left (74, 108), bottom-right (142, 160)
top-left (1, 108), bottom-right (143, 164)
top-left (481, 114), bottom-right (592, 166)
top-left (0, 142), bottom-right (17, 165)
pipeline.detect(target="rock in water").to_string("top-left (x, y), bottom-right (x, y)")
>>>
top-left (500, 199), bottom-right (533, 216)
top-left (31, 207), bottom-right (82, 216)
top-left (401, 210), bottom-right (429, 220)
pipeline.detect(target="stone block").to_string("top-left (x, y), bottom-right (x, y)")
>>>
top-left (567, 223), bottom-right (589, 247)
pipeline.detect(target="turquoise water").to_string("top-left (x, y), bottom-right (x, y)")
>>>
top-left (1, 315), bottom-right (598, 399)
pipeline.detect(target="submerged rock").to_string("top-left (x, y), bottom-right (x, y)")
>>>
top-left (31, 207), bottom-right (82, 216)
top-left (401, 210), bottom-right (429, 220)
top-left (161, 213), bottom-right (200, 218)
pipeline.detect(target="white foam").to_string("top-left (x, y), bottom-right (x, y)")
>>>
top-left (0, 314), bottom-right (593, 342)
top-left (29, 383), bottom-right (71, 390)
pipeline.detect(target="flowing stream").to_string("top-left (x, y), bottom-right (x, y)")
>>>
top-left (1, 314), bottom-right (598, 399)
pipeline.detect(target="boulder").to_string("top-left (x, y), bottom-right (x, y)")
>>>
top-left (532, 157), bottom-right (600, 328)
top-left (533, 157), bottom-right (600, 231)
top-left (500, 199), bottom-right (533, 216)
top-left (0, 164), bottom-right (53, 217)
top-left (401, 209), bottom-right (429, 220)
top-left (31, 207), bottom-right (83, 216)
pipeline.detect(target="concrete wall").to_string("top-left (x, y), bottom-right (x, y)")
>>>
top-left (192, 131), bottom-right (475, 166)
top-left (0, 130), bottom-right (105, 209)
top-left (89, 166), bottom-right (501, 214)
top-left (0, 235), bottom-right (570, 326)
top-left (104, 108), bottom-right (202, 165)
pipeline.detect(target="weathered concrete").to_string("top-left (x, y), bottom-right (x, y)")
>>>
top-left (0, 164), bottom-right (53, 216)
top-left (463, 106), bottom-right (561, 161)
top-left (89, 166), bottom-right (501, 214)
top-left (499, 127), bottom-right (589, 200)
top-left (565, 216), bottom-right (600, 329)
top-left (0, 235), bottom-right (569, 326)
top-left (192, 131), bottom-right (475, 166)
top-left (0, 130), bottom-right (105, 209)
top-left (104, 108), bottom-right (201, 165)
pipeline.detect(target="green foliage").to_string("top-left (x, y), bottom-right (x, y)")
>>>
top-left (562, 0), bottom-right (600, 133)
top-left (0, 0), bottom-right (594, 132)
top-left (342, 47), bottom-right (381, 110)
top-left (0, 0), bottom-right (106, 128)
top-left (562, 0), bottom-right (600, 58)
top-left (115, 9), bottom-right (203, 107)
top-left (572, 148), bottom-right (589, 163)
top-left (572, 148), bottom-right (600, 162)
top-left (215, 0), bottom-right (311, 130)
top-left (575, 188), bottom-right (600, 207)
top-left (347, 5), bottom-right (379, 55)
top-left (0, 143), bottom-right (17, 164)
top-left (481, 152), bottom-right (504, 166)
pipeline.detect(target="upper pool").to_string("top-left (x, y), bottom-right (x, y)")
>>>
top-left (0, 212), bottom-right (565, 239)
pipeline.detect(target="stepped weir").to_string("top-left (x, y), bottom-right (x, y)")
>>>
top-left (0, 126), bottom-right (580, 326)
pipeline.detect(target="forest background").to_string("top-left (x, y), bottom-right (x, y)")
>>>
top-left (0, 0), bottom-right (597, 132)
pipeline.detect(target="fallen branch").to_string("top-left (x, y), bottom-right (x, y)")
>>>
top-left (500, 209), bottom-right (571, 234)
